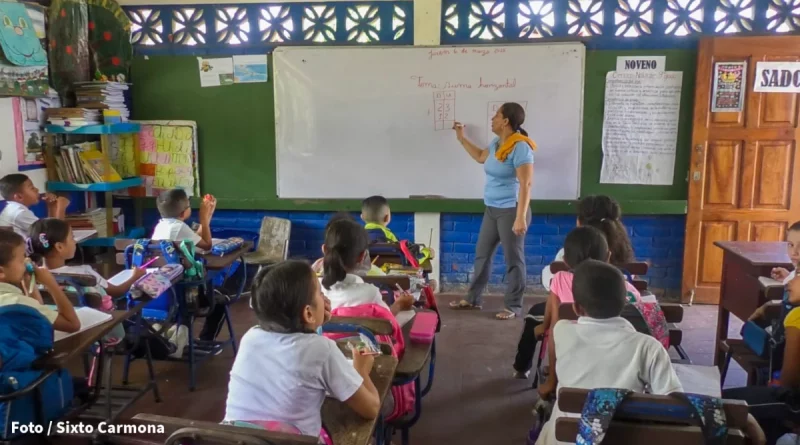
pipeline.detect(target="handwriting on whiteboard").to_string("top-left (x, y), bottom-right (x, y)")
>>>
top-left (433, 91), bottom-right (456, 131)
top-left (410, 76), bottom-right (516, 91)
top-left (428, 47), bottom-right (507, 60)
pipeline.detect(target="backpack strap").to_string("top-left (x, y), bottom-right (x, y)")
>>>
top-left (178, 240), bottom-right (203, 279)
top-left (159, 240), bottom-right (181, 265)
top-left (131, 238), bottom-right (151, 267)
top-left (577, 388), bottom-right (633, 444)
top-left (399, 240), bottom-right (420, 268)
top-left (669, 393), bottom-right (728, 445)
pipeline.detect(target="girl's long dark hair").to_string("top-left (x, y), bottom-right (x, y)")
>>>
top-left (321, 219), bottom-right (369, 290)
top-left (577, 195), bottom-right (634, 265)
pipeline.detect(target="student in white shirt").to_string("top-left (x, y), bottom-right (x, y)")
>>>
top-left (0, 173), bottom-right (69, 237)
top-left (152, 188), bottom-right (230, 343)
top-left (320, 218), bottom-right (413, 315)
top-left (151, 188), bottom-right (216, 250)
top-left (225, 260), bottom-right (380, 439)
top-left (535, 259), bottom-right (682, 445)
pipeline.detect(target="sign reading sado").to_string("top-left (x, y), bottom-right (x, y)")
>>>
top-left (754, 61), bottom-right (800, 93)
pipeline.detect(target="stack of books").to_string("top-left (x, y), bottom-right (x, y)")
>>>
top-left (53, 142), bottom-right (123, 184)
top-left (74, 82), bottom-right (130, 122)
top-left (46, 108), bottom-right (101, 127)
top-left (65, 208), bottom-right (124, 237)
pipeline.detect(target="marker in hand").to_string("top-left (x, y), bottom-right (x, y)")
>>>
top-left (140, 256), bottom-right (160, 269)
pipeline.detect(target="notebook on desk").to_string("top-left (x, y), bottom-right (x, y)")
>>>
top-left (108, 268), bottom-right (159, 286)
top-left (195, 238), bottom-right (226, 254)
top-left (54, 306), bottom-right (113, 342)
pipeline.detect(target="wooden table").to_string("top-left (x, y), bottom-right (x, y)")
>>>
top-left (396, 312), bottom-right (434, 379)
top-left (713, 241), bottom-right (791, 367)
top-left (202, 241), bottom-right (253, 271)
top-left (322, 355), bottom-right (398, 445)
top-left (35, 307), bottom-right (142, 369)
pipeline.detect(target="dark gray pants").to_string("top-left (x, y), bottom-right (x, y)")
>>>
top-left (465, 205), bottom-right (531, 314)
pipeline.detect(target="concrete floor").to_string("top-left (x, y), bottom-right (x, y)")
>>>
top-left (80, 293), bottom-right (748, 444)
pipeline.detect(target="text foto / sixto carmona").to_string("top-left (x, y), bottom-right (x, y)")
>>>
top-left (11, 421), bottom-right (166, 435)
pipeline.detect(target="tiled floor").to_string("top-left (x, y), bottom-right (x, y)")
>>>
top-left (90, 294), bottom-right (748, 444)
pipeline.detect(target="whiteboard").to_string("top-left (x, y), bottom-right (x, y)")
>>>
top-left (274, 44), bottom-right (584, 199)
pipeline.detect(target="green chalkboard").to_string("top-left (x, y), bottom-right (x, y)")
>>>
top-left (130, 49), bottom-right (696, 214)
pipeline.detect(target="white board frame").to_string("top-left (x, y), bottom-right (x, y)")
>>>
top-left (274, 43), bottom-right (584, 200)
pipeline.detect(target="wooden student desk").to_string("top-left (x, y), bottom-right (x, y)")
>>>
top-left (35, 307), bottom-right (142, 369)
top-left (322, 355), bottom-right (398, 445)
top-left (202, 241), bottom-right (253, 271)
top-left (713, 241), bottom-right (792, 367)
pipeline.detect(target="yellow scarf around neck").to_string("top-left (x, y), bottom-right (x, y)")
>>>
top-left (495, 133), bottom-right (537, 162)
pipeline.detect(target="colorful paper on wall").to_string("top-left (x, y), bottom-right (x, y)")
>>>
top-left (110, 120), bottom-right (199, 197)
top-left (232, 55), bottom-right (268, 83)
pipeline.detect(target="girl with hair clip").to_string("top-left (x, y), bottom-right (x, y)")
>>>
top-left (225, 261), bottom-right (380, 444)
top-left (28, 218), bottom-right (146, 342)
top-left (320, 218), bottom-right (416, 421)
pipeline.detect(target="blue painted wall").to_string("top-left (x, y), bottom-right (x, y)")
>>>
top-left (135, 208), bottom-right (685, 295)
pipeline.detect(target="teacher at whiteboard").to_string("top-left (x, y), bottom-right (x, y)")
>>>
top-left (449, 102), bottom-right (536, 320)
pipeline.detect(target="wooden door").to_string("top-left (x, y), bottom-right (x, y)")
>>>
top-left (683, 36), bottom-right (800, 305)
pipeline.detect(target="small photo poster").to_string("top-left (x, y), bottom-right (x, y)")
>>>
top-left (712, 61), bottom-right (747, 112)
top-left (198, 57), bottom-right (234, 87)
top-left (233, 55), bottom-right (268, 83)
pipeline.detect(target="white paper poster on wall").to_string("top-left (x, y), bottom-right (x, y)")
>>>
top-left (600, 71), bottom-right (683, 185)
top-left (754, 61), bottom-right (800, 93)
top-left (0, 98), bottom-right (47, 191)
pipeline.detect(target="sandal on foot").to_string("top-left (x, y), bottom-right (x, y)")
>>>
top-left (495, 309), bottom-right (517, 320)
top-left (449, 300), bottom-right (481, 310)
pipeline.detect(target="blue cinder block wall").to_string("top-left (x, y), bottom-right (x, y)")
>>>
top-left (137, 208), bottom-right (684, 296)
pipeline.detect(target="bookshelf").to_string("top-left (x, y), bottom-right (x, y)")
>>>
top-left (44, 123), bottom-right (143, 247)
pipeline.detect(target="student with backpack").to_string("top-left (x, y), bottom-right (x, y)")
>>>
top-left (224, 261), bottom-right (380, 443)
top-left (533, 260), bottom-right (682, 445)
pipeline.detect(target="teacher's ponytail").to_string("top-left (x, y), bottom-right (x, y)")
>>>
top-left (499, 102), bottom-right (527, 137)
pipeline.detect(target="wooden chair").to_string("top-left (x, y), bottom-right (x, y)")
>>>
top-left (242, 217), bottom-right (291, 274)
top-left (554, 388), bottom-right (750, 444)
top-left (556, 302), bottom-right (688, 362)
top-left (107, 414), bottom-right (319, 445)
top-left (549, 260), bottom-right (650, 292)
top-left (720, 278), bottom-right (784, 386)
top-left (548, 261), bottom-right (689, 361)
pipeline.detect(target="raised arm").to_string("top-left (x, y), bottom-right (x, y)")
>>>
top-left (454, 122), bottom-right (489, 164)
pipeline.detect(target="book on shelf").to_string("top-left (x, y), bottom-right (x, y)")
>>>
top-left (65, 208), bottom-right (124, 237)
top-left (52, 142), bottom-right (123, 184)
top-left (74, 81), bottom-right (131, 123)
top-left (46, 108), bottom-right (101, 126)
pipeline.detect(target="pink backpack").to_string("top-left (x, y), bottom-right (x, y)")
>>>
top-left (325, 304), bottom-right (415, 421)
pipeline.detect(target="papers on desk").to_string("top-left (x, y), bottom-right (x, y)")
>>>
top-left (54, 307), bottom-right (112, 342)
top-left (107, 268), bottom-right (158, 286)
top-left (673, 364), bottom-right (721, 398)
top-left (73, 229), bottom-right (97, 243)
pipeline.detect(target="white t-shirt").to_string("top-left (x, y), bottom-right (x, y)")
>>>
top-left (321, 273), bottom-right (390, 312)
top-left (151, 218), bottom-right (201, 245)
top-left (0, 201), bottom-right (38, 237)
top-left (225, 328), bottom-right (363, 437)
top-left (49, 265), bottom-right (108, 288)
top-left (536, 317), bottom-right (683, 445)
top-left (541, 248), bottom-right (565, 292)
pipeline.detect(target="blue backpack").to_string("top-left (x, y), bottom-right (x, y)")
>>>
top-left (0, 305), bottom-right (74, 439)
